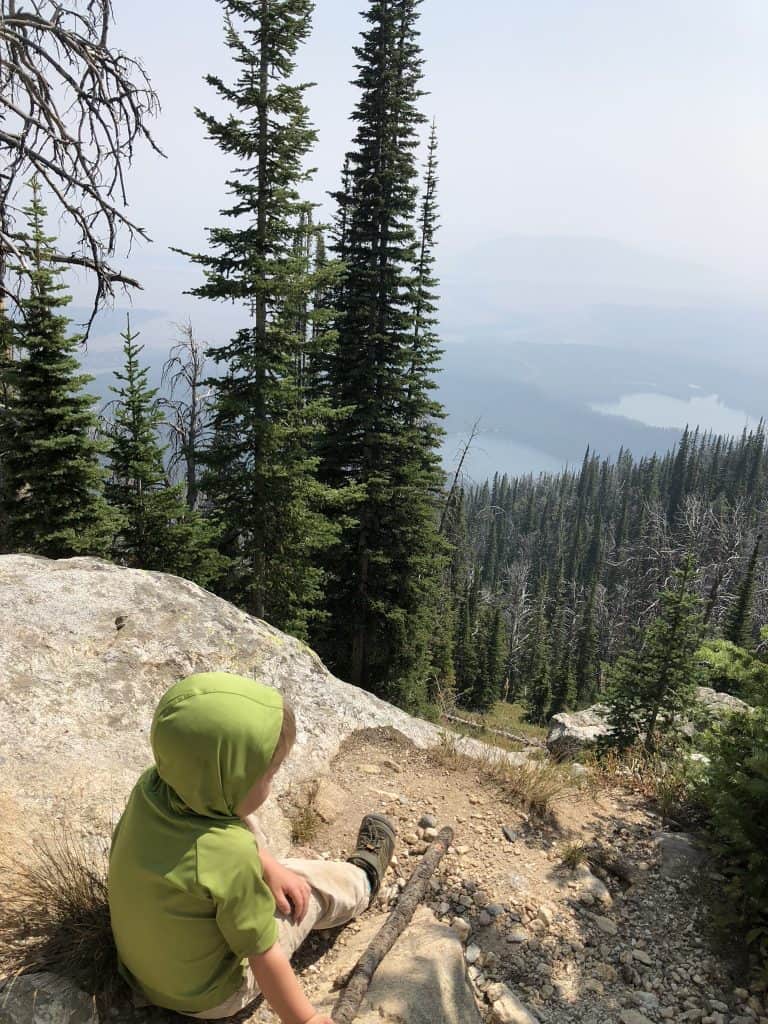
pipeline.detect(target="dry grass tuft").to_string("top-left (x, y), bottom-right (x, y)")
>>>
top-left (584, 747), bottom-right (695, 820)
top-left (289, 786), bottom-right (322, 846)
top-left (428, 734), bottom-right (573, 819)
top-left (0, 827), bottom-right (123, 1007)
top-left (499, 759), bottom-right (575, 819)
top-left (560, 841), bottom-right (590, 870)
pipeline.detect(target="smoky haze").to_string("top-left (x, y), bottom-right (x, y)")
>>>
top-left (65, 0), bottom-right (768, 480)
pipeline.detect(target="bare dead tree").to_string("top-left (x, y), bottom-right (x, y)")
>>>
top-left (439, 418), bottom-right (480, 535)
top-left (0, 0), bottom-right (162, 329)
top-left (159, 319), bottom-right (213, 510)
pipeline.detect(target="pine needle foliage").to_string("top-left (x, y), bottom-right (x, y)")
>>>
top-left (319, 0), bottom-right (446, 708)
top-left (700, 709), bottom-right (768, 981)
top-left (0, 181), bottom-right (116, 558)
top-left (182, 0), bottom-right (342, 639)
top-left (604, 556), bottom-right (704, 753)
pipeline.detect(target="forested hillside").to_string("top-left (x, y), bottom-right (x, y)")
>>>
top-left (447, 425), bottom-right (768, 717)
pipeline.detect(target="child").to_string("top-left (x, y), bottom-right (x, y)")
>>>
top-left (108, 671), bottom-right (396, 1022)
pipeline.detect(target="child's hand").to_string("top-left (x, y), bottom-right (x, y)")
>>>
top-left (262, 860), bottom-right (311, 924)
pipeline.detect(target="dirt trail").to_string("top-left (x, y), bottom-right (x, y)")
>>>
top-left (276, 728), bottom-right (763, 1024)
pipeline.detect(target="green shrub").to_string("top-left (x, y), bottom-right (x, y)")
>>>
top-left (697, 638), bottom-right (768, 706)
top-left (698, 708), bottom-right (768, 980)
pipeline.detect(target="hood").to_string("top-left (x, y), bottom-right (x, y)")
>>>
top-left (150, 672), bottom-right (284, 818)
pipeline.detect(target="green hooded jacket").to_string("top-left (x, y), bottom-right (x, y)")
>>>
top-left (108, 672), bottom-right (284, 1014)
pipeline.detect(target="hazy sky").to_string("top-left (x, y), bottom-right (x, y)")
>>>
top-left (70, 0), bottom-right (768, 340)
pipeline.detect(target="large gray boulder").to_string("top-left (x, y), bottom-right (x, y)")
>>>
top-left (0, 554), bottom-right (509, 851)
top-left (0, 555), bottom-right (440, 848)
top-left (546, 687), bottom-right (753, 759)
top-left (546, 705), bottom-right (612, 759)
top-left (695, 685), bottom-right (750, 717)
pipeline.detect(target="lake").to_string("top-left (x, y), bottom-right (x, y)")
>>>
top-left (591, 391), bottom-right (753, 436)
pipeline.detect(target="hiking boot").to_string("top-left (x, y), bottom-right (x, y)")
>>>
top-left (347, 813), bottom-right (397, 902)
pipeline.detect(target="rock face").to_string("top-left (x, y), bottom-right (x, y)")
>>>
top-left (315, 907), bottom-right (483, 1023)
top-left (546, 705), bottom-right (612, 759)
top-left (0, 973), bottom-right (98, 1024)
top-left (547, 688), bottom-right (752, 758)
top-left (0, 555), bottom-right (445, 848)
top-left (695, 686), bottom-right (750, 717)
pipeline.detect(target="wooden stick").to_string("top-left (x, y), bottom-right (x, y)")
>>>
top-left (331, 825), bottom-right (455, 1024)
top-left (443, 712), bottom-right (546, 748)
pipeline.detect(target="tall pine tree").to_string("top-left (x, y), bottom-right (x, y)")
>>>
top-left (0, 182), bottom-right (114, 558)
top-left (320, 0), bottom-right (446, 708)
top-left (184, 0), bottom-right (340, 638)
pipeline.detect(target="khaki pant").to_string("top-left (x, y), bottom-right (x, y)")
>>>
top-left (187, 854), bottom-right (370, 1020)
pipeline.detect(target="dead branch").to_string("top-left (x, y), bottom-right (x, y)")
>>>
top-left (0, 0), bottom-right (162, 330)
top-left (443, 712), bottom-right (546, 748)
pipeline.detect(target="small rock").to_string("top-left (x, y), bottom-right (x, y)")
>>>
top-left (620, 1012), bottom-right (654, 1024)
top-left (502, 826), bottom-right (518, 843)
top-left (489, 983), bottom-right (540, 1024)
top-left (419, 813), bottom-right (438, 829)
top-left (656, 832), bottom-right (708, 879)
top-left (0, 973), bottom-right (98, 1024)
top-left (537, 905), bottom-right (554, 927)
top-left (592, 914), bottom-right (618, 936)
top-left (451, 918), bottom-right (471, 942)
top-left (465, 943), bottom-right (481, 965)
top-left (312, 778), bottom-right (349, 825)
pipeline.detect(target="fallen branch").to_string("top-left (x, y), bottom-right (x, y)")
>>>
top-left (331, 825), bottom-right (454, 1024)
top-left (443, 713), bottom-right (546, 749)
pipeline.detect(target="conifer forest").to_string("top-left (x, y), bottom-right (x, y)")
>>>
top-left (2, 0), bottom-right (768, 974)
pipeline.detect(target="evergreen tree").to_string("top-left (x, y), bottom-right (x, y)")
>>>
top-left (0, 182), bottom-right (115, 558)
top-left (472, 606), bottom-right (507, 712)
top-left (320, 0), bottom-right (446, 708)
top-left (454, 579), bottom-right (480, 706)
top-left (574, 578), bottom-right (600, 705)
top-left (724, 533), bottom-right (762, 649)
top-left (605, 557), bottom-right (704, 752)
top-left (184, 0), bottom-right (340, 638)
top-left (105, 317), bottom-right (223, 587)
top-left (526, 575), bottom-right (552, 723)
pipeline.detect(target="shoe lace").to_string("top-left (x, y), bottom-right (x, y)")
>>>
top-left (358, 819), bottom-right (387, 853)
